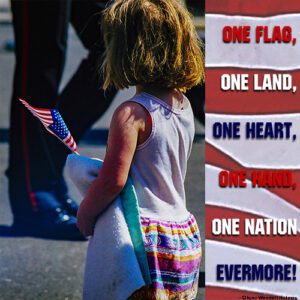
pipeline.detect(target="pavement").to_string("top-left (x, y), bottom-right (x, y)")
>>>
top-left (0, 8), bottom-right (205, 300)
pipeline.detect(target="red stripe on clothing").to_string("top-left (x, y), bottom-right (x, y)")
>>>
top-left (206, 0), bottom-right (300, 16)
top-left (206, 68), bottom-right (300, 114)
top-left (21, 0), bottom-right (37, 211)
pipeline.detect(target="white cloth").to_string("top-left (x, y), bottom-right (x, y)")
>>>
top-left (66, 154), bottom-right (145, 300)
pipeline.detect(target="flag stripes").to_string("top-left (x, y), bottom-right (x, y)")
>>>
top-left (206, 286), bottom-right (278, 300)
top-left (206, 0), bottom-right (300, 16)
top-left (206, 69), bottom-right (300, 114)
top-left (206, 113), bottom-right (300, 169)
top-left (206, 241), bottom-right (300, 297)
top-left (206, 14), bottom-right (300, 70)
top-left (206, 205), bottom-right (300, 261)
top-left (206, 143), bottom-right (300, 209)
top-left (206, 164), bottom-right (300, 225)
top-left (19, 98), bottom-right (78, 153)
top-left (205, 4), bottom-right (300, 298)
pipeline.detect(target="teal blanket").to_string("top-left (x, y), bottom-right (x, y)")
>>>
top-left (121, 177), bottom-right (152, 285)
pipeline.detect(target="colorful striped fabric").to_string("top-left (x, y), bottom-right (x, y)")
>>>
top-left (132, 214), bottom-right (202, 299)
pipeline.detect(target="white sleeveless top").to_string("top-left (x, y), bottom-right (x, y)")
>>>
top-left (129, 92), bottom-right (195, 221)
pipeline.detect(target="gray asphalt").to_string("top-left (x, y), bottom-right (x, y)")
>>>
top-left (0, 17), bottom-right (205, 300)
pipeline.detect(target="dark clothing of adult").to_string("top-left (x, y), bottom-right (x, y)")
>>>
top-left (8, 0), bottom-right (116, 217)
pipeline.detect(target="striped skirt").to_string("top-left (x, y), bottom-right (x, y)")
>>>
top-left (130, 214), bottom-right (202, 300)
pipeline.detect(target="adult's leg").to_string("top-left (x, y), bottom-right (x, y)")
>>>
top-left (52, 0), bottom-right (117, 177)
top-left (8, 0), bottom-right (71, 216)
top-left (8, 0), bottom-right (84, 239)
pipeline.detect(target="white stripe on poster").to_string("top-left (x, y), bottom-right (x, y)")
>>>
top-left (206, 164), bottom-right (300, 231)
top-left (206, 14), bottom-right (300, 70)
top-left (206, 240), bottom-right (300, 297)
top-left (206, 113), bottom-right (300, 169)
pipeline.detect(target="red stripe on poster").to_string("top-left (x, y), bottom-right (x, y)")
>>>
top-left (206, 0), bottom-right (300, 16)
top-left (206, 143), bottom-right (300, 209)
top-left (206, 286), bottom-right (278, 300)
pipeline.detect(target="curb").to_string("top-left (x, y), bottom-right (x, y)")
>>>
top-left (0, 12), bottom-right (11, 24)
top-left (0, 0), bottom-right (11, 24)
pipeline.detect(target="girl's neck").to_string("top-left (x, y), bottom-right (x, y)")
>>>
top-left (136, 85), bottom-right (187, 110)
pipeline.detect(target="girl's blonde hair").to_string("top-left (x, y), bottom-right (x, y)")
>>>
top-left (101, 0), bottom-right (204, 92)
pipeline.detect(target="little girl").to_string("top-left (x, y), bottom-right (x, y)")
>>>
top-left (76, 0), bottom-right (204, 299)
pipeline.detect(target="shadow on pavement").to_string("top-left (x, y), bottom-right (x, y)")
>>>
top-left (0, 225), bottom-right (87, 241)
top-left (0, 225), bottom-right (12, 236)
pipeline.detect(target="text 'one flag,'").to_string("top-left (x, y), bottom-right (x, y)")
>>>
top-left (19, 98), bottom-right (78, 154)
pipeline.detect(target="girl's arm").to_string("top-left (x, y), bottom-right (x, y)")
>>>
top-left (76, 101), bottom-right (148, 236)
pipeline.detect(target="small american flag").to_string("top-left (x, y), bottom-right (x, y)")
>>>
top-left (19, 98), bottom-right (78, 154)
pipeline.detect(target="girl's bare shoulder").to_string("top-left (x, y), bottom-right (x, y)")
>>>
top-left (113, 100), bottom-right (149, 125)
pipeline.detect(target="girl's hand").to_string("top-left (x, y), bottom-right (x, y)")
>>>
top-left (77, 201), bottom-right (97, 236)
top-left (75, 101), bottom-right (149, 218)
top-left (75, 101), bottom-right (150, 236)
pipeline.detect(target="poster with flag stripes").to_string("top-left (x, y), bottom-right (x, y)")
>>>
top-left (205, 1), bottom-right (300, 299)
